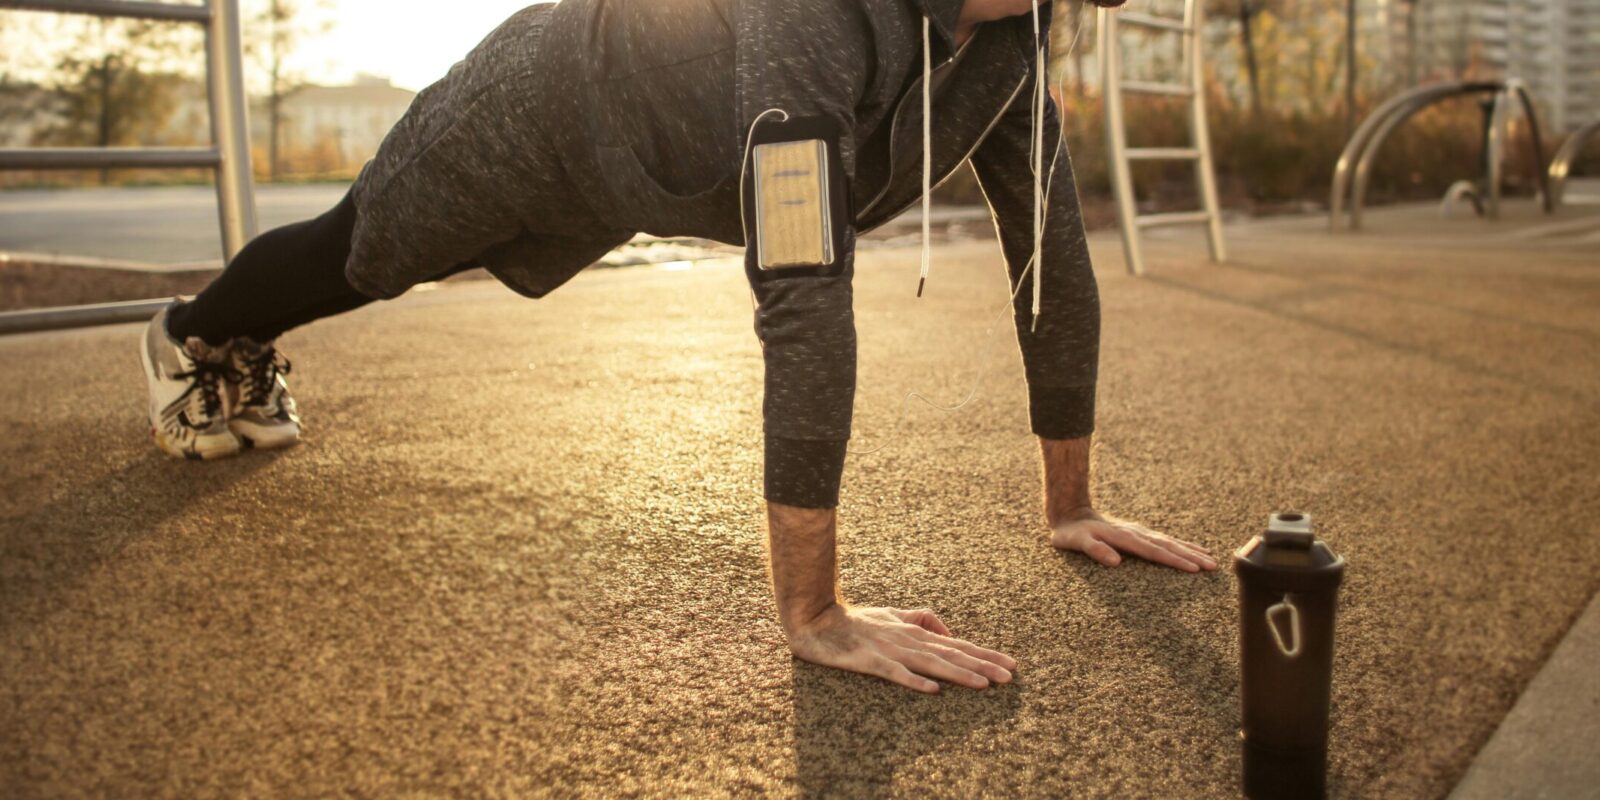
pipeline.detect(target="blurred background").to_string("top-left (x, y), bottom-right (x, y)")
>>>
top-left (0, 0), bottom-right (537, 185)
top-left (2, 0), bottom-right (1595, 210)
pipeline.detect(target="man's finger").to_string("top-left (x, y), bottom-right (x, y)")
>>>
top-left (867, 655), bottom-right (939, 694)
top-left (923, 642), bottom-right (1012, 684)
top-left (923, 633), bottom-right (1019, 672)
top-left (892, 646), bottom-right (990, 689)
top-left (1105, 528), bottom-right (1200, 572)
top-left (1168, 539), bottom-right (1219, 570)
top-left (1150, 535), bottom-right (1217, 570)
top-left (1082, 538), bottom-right (1122, 566)
top-left (1145, 531), bottom-right (1216, 569)
top-left (898, 607), bottom-right (952, 637)
top-left (1162, 535), bottom-right (1213, 557)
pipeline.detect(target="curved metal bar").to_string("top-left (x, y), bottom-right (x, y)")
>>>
top-left (1515, 85), bottom-right (1552, 214)
top-left (1487, 85), bottom-right (1512, 219)
top-left (1548, 118), bottom-right (1600, 209)
top-left (1350, 84), bottom-right (1502, 230)
top-left (1486, 82), bottom-right (1553, 219)
top-left (1330, 81), bottom-right (1499, 229)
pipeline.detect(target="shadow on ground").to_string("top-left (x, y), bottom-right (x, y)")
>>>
top-left (0, 445), bottom-right (283, 627)
top-left (791, 660), bottom-right (1023, 798)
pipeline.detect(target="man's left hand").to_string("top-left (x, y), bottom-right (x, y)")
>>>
top-left (1050, 509), bottom-right (1218, 573)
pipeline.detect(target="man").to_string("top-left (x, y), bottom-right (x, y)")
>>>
top-left (140, 0), bottom-right (1217, 694)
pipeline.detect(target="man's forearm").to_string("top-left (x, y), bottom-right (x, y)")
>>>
top-left (1040, 436), bottom-right (1093, 523)
top-left (767, 502), bottom-right (842, 637)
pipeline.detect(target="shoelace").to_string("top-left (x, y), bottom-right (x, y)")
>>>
top-left (170, 360), bottom-right (241, 425)
top-left (239, 349), bottom-right (291, 407)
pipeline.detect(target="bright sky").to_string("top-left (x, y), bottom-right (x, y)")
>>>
top-left (296, 0), bottom-right (555, 91)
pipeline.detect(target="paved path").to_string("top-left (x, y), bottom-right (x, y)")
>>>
top-left (0, 185), bottom-right (993, 268)
top-left (1, 202), bottom-right (1597, 797)
top-left (0, 185), bottom-right (352, 266)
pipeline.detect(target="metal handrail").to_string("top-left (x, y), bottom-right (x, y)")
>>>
top-left (1330, 81), bottom-right (1499, 229)
top-left (1549, 118), bottom-right (1600, 208)
top-left (0, 0), bottom-right (257, 335)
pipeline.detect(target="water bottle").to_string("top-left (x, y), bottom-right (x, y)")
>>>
top-left (1235, 512), bottom-right (1346, 799)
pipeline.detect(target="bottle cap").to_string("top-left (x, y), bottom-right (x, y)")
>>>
top-left (1264, 512), bottom-right (1314, 549)
top-left (1234, 511), bottom-right (1346, 591)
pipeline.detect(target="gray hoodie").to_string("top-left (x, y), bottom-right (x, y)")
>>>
top-left (358, 0), bottom-right (1100, 508)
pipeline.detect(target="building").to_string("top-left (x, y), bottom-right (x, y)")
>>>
top-left (1066, 0), bottom-right (1599, 131)
top-left (267, 74), bottom-right (416, 169)
top-left (1412, 0), bottom-right (1600, 131)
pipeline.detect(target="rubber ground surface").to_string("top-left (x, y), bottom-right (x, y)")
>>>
top-left (2, 203), bottom-right (1597, 797)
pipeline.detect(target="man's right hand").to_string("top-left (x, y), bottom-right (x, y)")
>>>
top-left (785, 604), bottom-right (1018, 694)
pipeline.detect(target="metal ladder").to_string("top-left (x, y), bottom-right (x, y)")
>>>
top-left (1096, 0), bottom-right (1226, 276)
top-left (0, 0), bottom-right (258, 334)
top-left (0, 0), bottom-right (257, 260)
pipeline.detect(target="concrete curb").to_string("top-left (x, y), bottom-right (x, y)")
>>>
top-left (1449, 589), bottom-right (1600, 800)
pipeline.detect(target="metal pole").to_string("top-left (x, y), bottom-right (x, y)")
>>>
top-left (0, 298), bottom-right (172, 336)
top-left (1187, 0), bottom-right (1226, 263)
top-left (1511, 84), bottom-right (1552, 214)
top-left (1098, 10), bottom-right (1144, 276)
top-left (204, 0), bottom-right (258, 261)
top-left (0, 146), bottom-right (221, 170)
top-left (0, 0), bottom-right (211, 23)
top-left (1486, 86), bottom-right (1511, 220)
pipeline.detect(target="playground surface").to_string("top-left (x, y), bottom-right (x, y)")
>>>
top-left (1, 200), bottom-right (1597, 797)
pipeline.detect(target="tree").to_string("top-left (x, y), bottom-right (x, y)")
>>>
top-left (1344, 0), bottom-right (1357, 135)
top-left (37, 19), bottom-right (188, 185)
top-left (247, 0), bottom-right (331, 181)
top-left (1212, 0), bottom-right (1268, 115)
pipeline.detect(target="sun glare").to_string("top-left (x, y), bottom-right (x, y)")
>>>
top-left (298, 0), bottom-right (554, 91)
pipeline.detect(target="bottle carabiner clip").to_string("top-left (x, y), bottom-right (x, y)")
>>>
top-left (1266, 593), bottom-right (1303, 659)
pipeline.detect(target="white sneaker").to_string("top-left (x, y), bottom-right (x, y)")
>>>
top-left (228, 337), bottom-right (301, 449)
top-left (140, 303), bottom-right (243, 460)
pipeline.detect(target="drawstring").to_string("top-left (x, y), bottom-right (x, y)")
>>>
top-left (917, 16), bottom-right (933, 297)
top-left (917, 4), bottom-right (1050, 332)
top-left (1028, 0), bottom-right (1046, 331)
top-left (853, 4), bottom-right (1083, 458)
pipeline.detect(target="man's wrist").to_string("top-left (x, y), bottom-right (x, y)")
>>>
top-left (1039, 436), bottom-right (1094, 524)
top-left (1049, 505), bottom-right (1099, 525)
top-left (766, 502), bottom-right (844, 639)
top-left (779, 597), bottom-right (844, 639)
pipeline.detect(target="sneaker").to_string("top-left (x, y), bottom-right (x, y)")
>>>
top-left (228, 337), bottom-right (301, 449)
top-left (141, 304), bottom-right (242, 460)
